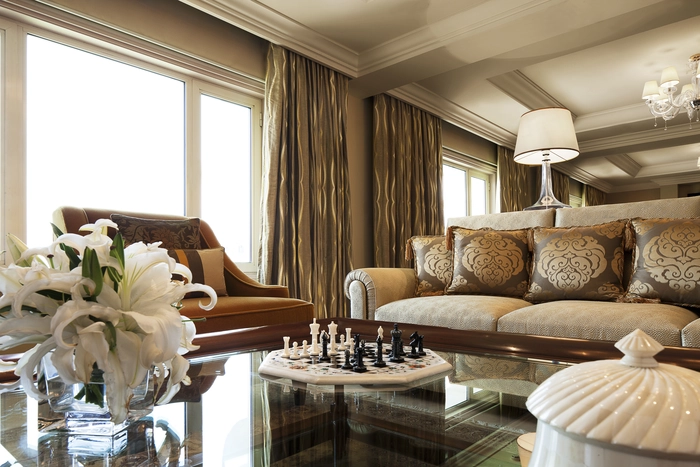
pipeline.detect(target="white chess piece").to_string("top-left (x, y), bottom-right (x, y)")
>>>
top-left (378, 326), bottom-right (384, 340)
top-left (309, 318), bottom-right (320, 356)
top-left (290, 341), bottom-right (300, 360)
top-left (300, 339), bottom-right (310, 358)
top-left (349, 335), bottom-right (355, 354)
top-left (345, 328), bottom-right (352, 349)
top-left (338, 335), bottom-right (346, 351)
top-left (282, 336), bottom-right (291, 358)
top-left (328, 321), bottom-right (338, 355)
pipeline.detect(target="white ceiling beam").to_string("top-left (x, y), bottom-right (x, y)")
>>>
top-left (605, 154), bottom-right (641, 177)
top-left (487, 71), bottom-right (570, 113)
top-left (637, 159), bottom-right (700, 178)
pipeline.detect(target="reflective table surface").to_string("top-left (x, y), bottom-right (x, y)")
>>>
top-left (0, 335), bottom-right (569, 467)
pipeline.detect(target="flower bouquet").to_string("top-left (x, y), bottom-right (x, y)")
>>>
top-left (0, 219), bottom-right (217, 425)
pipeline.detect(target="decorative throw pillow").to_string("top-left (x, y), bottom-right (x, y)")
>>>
top-left (625, 217), bottom-right (700, 307)
top-left (524, 221), bottom-right (626, 302)
top-left (446, 227), bottom-right (530, 297)
top-left (111, 214), bottom-right (202, 249)
top-left (168, 247), bottom-right (228, 297)
top-left (408, 235), bottom-right (452, 296)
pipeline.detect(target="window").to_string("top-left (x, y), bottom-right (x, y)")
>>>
top-left (1, 25), bottom-right (262, 273)
top-left (442, 148), bottom-right (495, 225)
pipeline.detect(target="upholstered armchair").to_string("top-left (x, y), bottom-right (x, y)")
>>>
top-left (52, 207), bottom-right (314, 334)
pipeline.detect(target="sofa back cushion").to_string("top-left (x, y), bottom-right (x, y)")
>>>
top-left (555, 197), bottom-right (700, 227)
top-left (111, 214), bottom-right (202, 249)
top-left (446, 227), bottom-right (530, 297)
top-left (168, 247), bottom-right (228, 297)
top-left (408, 235), bottom-right (452, 296)
top-left (525, 221), bottom-right (626, 302)
top-left (448, 209), bottom-right (555, 231)
top-left (626, 217), bottom-right (700, 307)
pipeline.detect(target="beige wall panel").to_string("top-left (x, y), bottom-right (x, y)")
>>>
top-left (347, 95), bottom-right (374, 268)
top-left (47, 0), bottom-right (268, 80)
top-left (442, 121), bottom-right (497, 164)
top-left (606, 189), bottom-right (660, 205)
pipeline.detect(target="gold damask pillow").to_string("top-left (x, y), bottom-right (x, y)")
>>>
top-left (446, 227), bottom-right (530, 297)
top-left (524, 221), bottom-right (626, 302)
top-left (408, 235), bottom-right (452, 296)
top-left (626, 217), bottom-right (700, 307)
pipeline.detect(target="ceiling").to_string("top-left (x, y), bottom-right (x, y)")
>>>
top-left (182, 0), bottom-right (700, 193)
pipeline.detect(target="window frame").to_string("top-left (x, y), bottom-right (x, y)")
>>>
top-left (0, 14), bottom-right (263, 274)
top-left (442, 147), bottom-right (496, 223)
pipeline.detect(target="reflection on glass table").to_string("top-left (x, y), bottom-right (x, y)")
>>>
top-left (0, 349), bottom-right (567, 466)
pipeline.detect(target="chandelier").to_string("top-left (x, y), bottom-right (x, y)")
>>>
top-left (641, 53), bottom-right (700, 129)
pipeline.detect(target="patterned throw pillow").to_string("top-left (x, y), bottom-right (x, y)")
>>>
top-left (446, 227), bottom-right (530, 297)
top-left (626, 217), bottom-right (700, 307)
top-left (524, 221), bottom-right (626, 302)
top-left (408, 235), bottom-right (452, 296)
top-left (168, 247), bottom-right (228, 297)
top-left (111, 214), bottom-right (202, 249)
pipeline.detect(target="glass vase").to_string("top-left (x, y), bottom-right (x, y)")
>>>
top-left (38, 353), bottom-right (155, 454)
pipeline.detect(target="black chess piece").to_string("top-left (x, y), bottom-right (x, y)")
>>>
top-left (319, 330), bottom-right (331, 362)
top-left (341, 349), bottom-right (353, 370)
top-left (417, 334), bottom-right (426, 356)
top-left (389, 323), bottom-right (404, 363)
top-left (373, 334), bottom-right (386, 367)
top-left (353, 341), bottom-right (368, 373)
top-left (407, 331), bottom-right (420, 358)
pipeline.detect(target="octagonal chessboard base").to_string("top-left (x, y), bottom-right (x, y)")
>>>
top-left (259, 347), bottom-right (452, 386)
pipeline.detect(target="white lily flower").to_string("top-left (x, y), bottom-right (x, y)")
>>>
top-left (0, 219), bottom-right (217, 424)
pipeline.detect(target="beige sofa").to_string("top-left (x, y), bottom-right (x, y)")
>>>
top-left (345, 197), bottom-right (700, 348)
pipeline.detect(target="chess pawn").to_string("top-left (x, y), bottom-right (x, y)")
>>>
top-left (341, 349), bottom-right (353, 370)
top-left (328, 321), bottom-right (338, 355)
top-left (300, 340), bottom-right (310, 358)
top-left (348, 335), bottom-right (355, 354)
top-left (338, 335), bottom-right (346, 351)
top-left (290, 342), bottom-right (301, 360)
top-left (345, 328), bottom-right (352, 349)
top-left (282, 336), bottom-right (291, 358)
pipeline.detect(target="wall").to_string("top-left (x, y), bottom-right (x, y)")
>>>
top-left (606, 188), bottom-right (661, 204)
top-left (442, 122), bottom-right (497, 164)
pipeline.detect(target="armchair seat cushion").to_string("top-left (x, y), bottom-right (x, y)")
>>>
top-left (179, 296), bottom-right (315, 334)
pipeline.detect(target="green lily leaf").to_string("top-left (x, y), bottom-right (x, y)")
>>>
top-left (50, 223), bottom-right (65, 240)
top-left (59, 243), bottom-right (81, 270)
top-left (81, 248), bottom-right (103, 298)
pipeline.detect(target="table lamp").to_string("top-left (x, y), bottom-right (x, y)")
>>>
top-left (514, 107), bottom-right (579, 210)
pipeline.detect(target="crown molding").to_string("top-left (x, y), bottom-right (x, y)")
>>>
top-left (181, 0), bottom-right (359, 77)
top-left (651, 172), bottom-right (700, 186)
top-left (389, 84), bottom-right (514, 147)
top-left (554, 163), bottom-right (613, 193)
top-left (605, 154), bottom-right (640, 177)
top-left (487, 70), bottom-right (570, 115)
top-left (639, 159), bottom-right (700, 178)
top-left (579, 123), bottom-right (700, 153)
top-left (574, 103), bottom-right (651, 133)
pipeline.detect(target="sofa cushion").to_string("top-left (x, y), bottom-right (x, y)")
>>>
top-left (497, 300), bottom-right (697, 346)
top-left (626, 217), bottom-right (700, 308)
top-left (408, 235), bottom-right (452, 296)
top-left (168, 248), bottom-right (228, 297)
top-left (525, 221), bottom-right (626, 302)
top-left (111, 214), bottom-right (202, 249)
top-left (681, 319), bottom-right (700, 348)
top-left (375, 295), bottom-right (532, 331)
top-left (446, 227), bottom-right (530, 297)
top-left (448, 208), bottom-right (555, 231)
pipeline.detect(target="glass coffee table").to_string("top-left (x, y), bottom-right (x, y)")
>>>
top-left (0, 318), bottom-right (635, 466)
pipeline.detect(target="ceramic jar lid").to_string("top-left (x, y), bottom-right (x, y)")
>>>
top-left (526, 329), bottom-right (700, 455)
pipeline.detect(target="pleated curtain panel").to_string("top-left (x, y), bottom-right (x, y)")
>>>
top-left (259, 44), bottom-right (353, 319)
top-left (584, 184), bottom-right (607, 206)
top-left (373, 94), bottom-right (443, 268)
top-left (551, 168), bottom-right (570, 206)
top-left (498, 146), bottom-right (529, 212)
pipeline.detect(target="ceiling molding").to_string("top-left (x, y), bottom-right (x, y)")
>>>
top-left (651, 173), bottom-right (700, 186)
top-left (605, 154), bottom-right (641, 177)
top-left (390, 84), bottom-right (515, 147)
top-left (487, 70), bottom-right (570, 114)
top-left (554, 163), bottom-right (613, 193)
top-left (180, 0), bottom-right (360, 77)
top-left (574, 104), bottom-right (652, 133)
top-left (638, 159), bottom-right (700, 178)
top-left (579, 124), bottom-right (700, 154)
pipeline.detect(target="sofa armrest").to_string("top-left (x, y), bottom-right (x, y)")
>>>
top-left (344, 268), bottom-right (415, 320)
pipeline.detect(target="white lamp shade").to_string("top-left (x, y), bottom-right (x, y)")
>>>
top-left (641, 80), bottom-right (659, 99)
top-left (513, 108), bottom-right (580, 165)
top-left (660, 66), bottom-right (680, 88)
top-left (681, 83), bottom-right (694, 95)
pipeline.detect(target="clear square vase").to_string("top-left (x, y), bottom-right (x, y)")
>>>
top-left (38, 354), bottom-right (154, 455)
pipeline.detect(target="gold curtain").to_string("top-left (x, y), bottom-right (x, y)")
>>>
top-left (373, 94), bottom-right (443, 268)
top-left (551, 169), bottom-right (570, 205)
top-left (498, 146), bottom-right (529, 212)
top-left (584, 184), bottom-right (607, 206)
top-left (259, 44), bottom-right (353, 319)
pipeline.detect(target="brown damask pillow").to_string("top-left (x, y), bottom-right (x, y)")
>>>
top-left (408, 235), bottom-right (452, 296)
top-left (524, 221), bottom-right (626, 302)
top-left (625, 217), bottom-right (700, 307)
top-left (446, 227), bottom-right (530, 297)
top-left (111, 214), bottom-right (202, 249)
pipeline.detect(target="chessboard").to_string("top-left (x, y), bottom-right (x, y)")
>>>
top-left (258, 345), bottom-right (453, 386)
